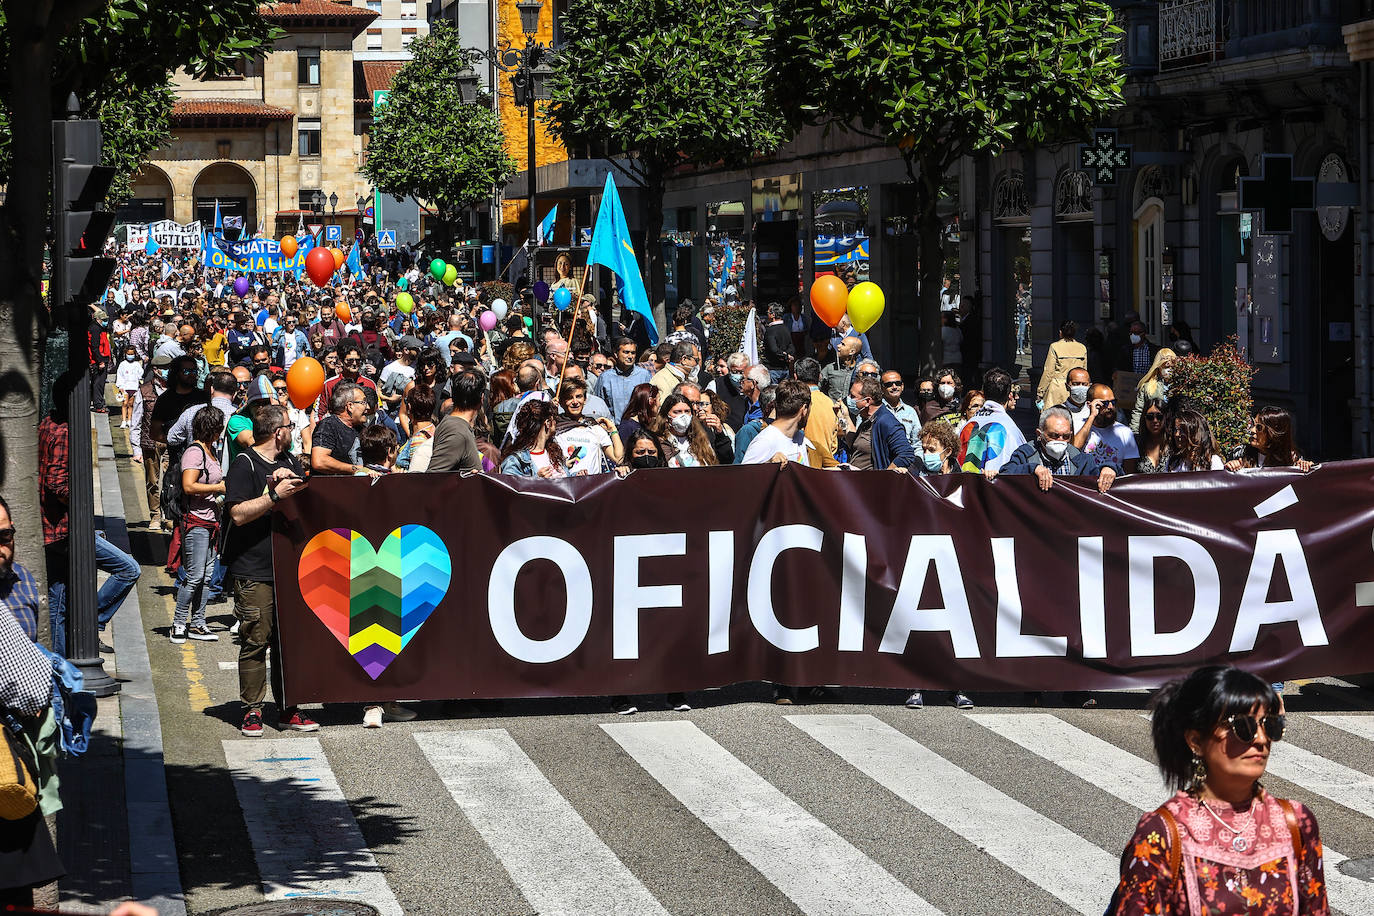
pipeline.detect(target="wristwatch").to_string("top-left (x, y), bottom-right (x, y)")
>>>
top-left (269, 487), bottom-right (281, 503)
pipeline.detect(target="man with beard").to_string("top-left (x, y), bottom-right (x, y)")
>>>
top-left (1070, 383), bottom-right (1137, 473)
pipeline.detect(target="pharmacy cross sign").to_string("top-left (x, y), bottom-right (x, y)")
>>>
top-left (1079, 129), bottom-right (1133, 185)
top-left (1239, 154), bottom-right (1314, 235)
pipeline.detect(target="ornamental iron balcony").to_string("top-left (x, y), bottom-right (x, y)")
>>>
top-left (1159, 0), bottom-right (1228, 69)
top-left (1157, 0), bottom-right (1349, 70)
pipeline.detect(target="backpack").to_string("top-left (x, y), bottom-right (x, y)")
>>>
top-left (159, 443), bottom-right (208, 525)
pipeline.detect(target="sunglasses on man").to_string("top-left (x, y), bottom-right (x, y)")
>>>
top-left (0, 526), bottom-right (14, 546)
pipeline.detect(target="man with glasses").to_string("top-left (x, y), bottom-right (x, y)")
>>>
top-left (879, 370), bottom-right (921, 446)
top-left (320, 341), bottom-right (379, 415)
top-left (310, 382), bottom-right (379, 477)
top-left (844, 375), bottom-right (915, 471)
top-left (1071, 383), bottom-right (1138, 474)
top-left (988, 406), bottom-right (1117, 493)
top-left (149, 355), bottom-right (208, 449)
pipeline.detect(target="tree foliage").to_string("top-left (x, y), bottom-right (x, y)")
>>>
top-left (772, 0), bottom-right (1123, 370)
top-left (547, 0), bottom-right (791, 318)
top-left (364, 22), bottom-right (515, 254)
top-left (1168, 338), bottom-right (1255, 456)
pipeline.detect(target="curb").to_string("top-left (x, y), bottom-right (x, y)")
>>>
top-left (94, 413), bottom-right (188, 916)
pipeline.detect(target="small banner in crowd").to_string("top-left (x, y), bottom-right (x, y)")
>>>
top-left (147, 219), bottom-right (203, 249)
top-left (203, 234), bottom-right (314, 274)
top-left (270, 462), bottom-right (1374, 706)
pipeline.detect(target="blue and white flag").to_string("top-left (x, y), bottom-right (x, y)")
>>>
top-left (537, 204), bottom-right (558, 246)
top-left (223, 215), bottom-right (244, 240)
top-left (144, 233), bottom-right (160, 256)
top-left (588, 174), bottom-right (656, 344)
top-left (346, 241), bottom-right (363, 278)
top-left (717, 243), bottom-right (734, 295)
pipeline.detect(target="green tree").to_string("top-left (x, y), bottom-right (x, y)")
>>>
top-left (0, 0), bottom-right (275, 642)
top-left (774, 0), bottom-right (1124, 371)
top-left (364, 23), bottom-right (515, 257)
top-left (547, 0), bottom-right (790, 331)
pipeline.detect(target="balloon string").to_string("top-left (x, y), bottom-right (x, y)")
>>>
top-left (554, 264), bottom-right (594, 400)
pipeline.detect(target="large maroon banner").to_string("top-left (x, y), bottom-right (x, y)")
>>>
top-left (270, 461), bottom-right (1374, 706)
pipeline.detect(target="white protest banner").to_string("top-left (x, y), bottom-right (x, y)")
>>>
top-left (125, 224), bottom-right (149, 250)
top-left (149, 219), bottom-right (203, 248)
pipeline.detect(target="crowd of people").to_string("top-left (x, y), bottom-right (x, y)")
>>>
top-left (70, 238), bottom-right (1320, 732)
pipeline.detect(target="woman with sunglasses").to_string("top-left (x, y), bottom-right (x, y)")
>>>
top-left (1134, 397), bottom-right (1168, 474)
top-left (1108, 665), bottom-right (1327, 915)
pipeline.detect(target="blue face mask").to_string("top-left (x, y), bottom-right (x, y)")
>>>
top-left (922, 450), bottom-right (945, 473)
top-left (728, 372), bottom-right (743, 388)
top-left (844, 396), bottom-right (857, 412)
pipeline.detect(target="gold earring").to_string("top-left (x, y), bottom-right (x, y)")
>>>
top-left (1190, 754), bottom-right (1207, 791)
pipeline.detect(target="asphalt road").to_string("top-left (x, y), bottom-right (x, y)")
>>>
top-left (108, 441), bottom-right (1374, 916)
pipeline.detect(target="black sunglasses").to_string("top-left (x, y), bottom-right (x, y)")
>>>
top-left (1226, 713), bottom-right (1285, 744)
top-left (0, 526), bottom-right (13, 546)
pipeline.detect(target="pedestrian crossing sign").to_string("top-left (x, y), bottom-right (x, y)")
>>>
top-left (377, 230), bottom-right (397, 250)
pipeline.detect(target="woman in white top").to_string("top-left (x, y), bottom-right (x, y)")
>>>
top-left (1161, 408), bottom-right (1225, 472)
top-left (115, 346), bottom-right (143, 429)
top-left (658, 393), bottom-right (718, 468)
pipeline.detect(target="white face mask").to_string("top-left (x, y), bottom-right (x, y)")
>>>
top-left (1130, 333), bottom-right (1143, 345)
top-left (1043, 439), bottom-right (1069, 460)
top-left (1068, 384), bottom-right (1089, 403)
top-left (1160, 367), bottom-right (1172, 380)
top-left (938, 383), bottom-right (955, 400)
top-left (670, 413), bottom-right (692, 435)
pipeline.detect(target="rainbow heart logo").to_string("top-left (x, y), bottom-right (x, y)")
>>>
top-left (297, 526), bottom-right (451, 679)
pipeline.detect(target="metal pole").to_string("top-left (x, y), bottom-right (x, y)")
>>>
top-left (53, 106), bottom-right (117, 695)
top-left (527, 54), bottom-right (541, 339)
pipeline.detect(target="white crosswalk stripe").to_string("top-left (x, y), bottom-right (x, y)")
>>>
top-left (222, 738), bottom-right (403, 916)
top-left (975, 713), bottom-right (1374, 915)
top-left (603, 719), bottom-right (942, 916)
top-left (789, 713), bottom-right (1117, 916)
top-left (414, 729), bottom-right (670, 916)
top-left (1311, 714), bottom-right (1374, 744)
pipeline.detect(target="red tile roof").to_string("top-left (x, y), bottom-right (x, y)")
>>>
top-left (260, 0), bottom-right (378, 33)
top-left (171, 99), bottom-right (296, 126)
top-left (355, 60), bottom-right (405, 107)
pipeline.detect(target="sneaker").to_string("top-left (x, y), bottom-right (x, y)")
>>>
top-left (362, 706), bottom-right (383, 729)
top-left (170, 625), bottom-right (187, 644)
top-left (98, 639), bottom-right (115, 654)
top-left (612, 697), bottom-right (638, 715)
top-left (382, 701), bottom-right (417, 722)
top-left (278, 709), bottom-right (320, 732)
top-left (241, 710), bottom-right (263, 737)
top-left (120, 420), bottom-right (128, 428)
top-left (772, 686), bottom-right (794, 706)
top-left (230, 620), bottom-right (241, 636)
top-left (187, 626), bottom-right (219, 642)
top-left (905, 691), bottom-right (924, 709)
top-left (952, 692), bottom-right (975, 710)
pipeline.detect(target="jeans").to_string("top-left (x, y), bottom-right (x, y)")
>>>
top-left (46, 534), bottom-right (139, 658)
top-left (768, 368), bottom-right (790, 385)
top-left (234, 578), bottom-right (284, 711)
top-left (176, 553), bottom-right (225, 599)
top-left (1016, 313), bottom-right (1029, 351)
top-left (173, 526), bottom-right (215, 630)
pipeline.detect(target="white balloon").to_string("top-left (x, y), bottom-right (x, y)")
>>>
top-left (491, 298), bottom-right (509, 320)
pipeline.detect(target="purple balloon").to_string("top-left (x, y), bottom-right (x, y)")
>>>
top-left (533, 280), bottom-right (550, 303)
top-left (479, 309), bottom-right (498, 331)
top-left (233, 276), bottom-right (251, 297)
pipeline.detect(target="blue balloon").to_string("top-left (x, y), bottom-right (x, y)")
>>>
top-left (553, 286), bottom-right (573, 311)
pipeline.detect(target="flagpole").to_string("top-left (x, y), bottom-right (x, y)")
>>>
top-left (553, 263), bottom-right (594, 399)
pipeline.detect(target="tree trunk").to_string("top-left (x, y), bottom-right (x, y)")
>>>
top-left (0, 5), bottom-right (59, 646)
top-left (913, 160), bottom-right (945, 376)
top-left (643, 163), bottom-right (667, 339)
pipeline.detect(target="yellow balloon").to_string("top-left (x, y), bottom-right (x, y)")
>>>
top-left (846, 281), bottom-right (885, 333)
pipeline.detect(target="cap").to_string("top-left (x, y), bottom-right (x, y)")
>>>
top-left (92, 307), bottom-right (108, 322)
top-left (152, 352), bottom-right (173, 368)
top-left (247, 376), bottom-right (276, 403)
top-left (400, 335), bottom-right (424, 351)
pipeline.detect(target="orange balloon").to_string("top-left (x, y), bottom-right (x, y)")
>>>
top-left (331, 247), bottom-right (345, 271)
top-left (810, 275), bottom-right (849, 328)
top-left (285, 356), bottom-right (324, 409)
top-left (336, 301), bottom-right (351, 322)
top-left (279, 235), bottom-right (298, 259)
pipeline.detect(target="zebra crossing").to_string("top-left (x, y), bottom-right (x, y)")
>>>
top-left (220, 710), bottom-right (1374, 916)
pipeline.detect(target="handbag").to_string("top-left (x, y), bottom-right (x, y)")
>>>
top-left (0, 720), bottom-right (39, 820)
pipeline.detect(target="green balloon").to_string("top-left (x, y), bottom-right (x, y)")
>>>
top-left (443, 264), bottom-right (458, 286)
top-left (429, 258), bottom-right (446, 280)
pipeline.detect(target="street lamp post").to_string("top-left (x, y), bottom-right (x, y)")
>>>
top-left (329, 191), bottom-right (339, 217)
top-left (455, 0), bottom-right (552, 336)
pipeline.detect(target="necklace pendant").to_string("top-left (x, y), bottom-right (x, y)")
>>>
top-left (1232, 835), bottom-right (1249, 853)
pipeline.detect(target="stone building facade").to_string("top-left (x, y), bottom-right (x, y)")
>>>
top-left (351, 0), bottom-right (429, 61)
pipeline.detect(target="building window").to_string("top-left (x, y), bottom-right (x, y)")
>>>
top-left (367, 0), bottom-right (381, 10)
top-left (298, 48), bottom-right (320, 85)
top-left (298, 118), bottom-right (322, 157)
top-left (300, 190), bottom-right (323, 213)
top-left (367, 28), bottom-right (382, 50)
top-left (402, 27), bottom-right (417, 48)
top-left (401, 0), bottom-right (417, 17)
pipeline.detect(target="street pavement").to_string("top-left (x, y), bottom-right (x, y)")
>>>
top-left (71, 416), bottom-right (1374, 916)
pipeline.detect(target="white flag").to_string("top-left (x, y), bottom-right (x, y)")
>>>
top-left (741, 307), bottom-right (759, 366)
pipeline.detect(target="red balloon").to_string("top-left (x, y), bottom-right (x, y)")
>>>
top-left (810, 275), bottom-right (849, 328)
top-left (285, 357), bottom-right (324, 410)
top-left (305, 247), bottom-right (335, 288)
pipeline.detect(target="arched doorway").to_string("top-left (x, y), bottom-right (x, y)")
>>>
top-left (992, 170), bottom-right (1031, 371)
top-left (118, 164), bottom-right (174, 224)
top-left (1053, 168), bottom-right (1095, 332)
top-left (192, 162), bottom-right (257, 235)
top-left (1132, 166), bottom-right (1169, 340)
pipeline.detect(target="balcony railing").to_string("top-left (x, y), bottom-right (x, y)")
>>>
top-left (1156, 0), bottom-right (1348, 71)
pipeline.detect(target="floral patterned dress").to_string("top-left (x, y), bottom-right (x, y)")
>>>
top-left (1111, 790), bottom-right (1328, 915)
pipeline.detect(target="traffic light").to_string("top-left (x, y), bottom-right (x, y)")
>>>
top-left (52, 109), bottom-right (116, 313)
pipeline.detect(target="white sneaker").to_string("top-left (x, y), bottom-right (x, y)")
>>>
top-left (170, 625), bottom-right (187, 644)
top-left (230, 620), bottom-right (240, 636)
top-left (381, 701), bottom-right (417, 722)
top-left (363, 705), bottom-right (383, 728)
top-left (187, 626), bottom-right (218, 642)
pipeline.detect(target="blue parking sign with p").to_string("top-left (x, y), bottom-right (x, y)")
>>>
top-left (325, 225), bottom-right (341, 242)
